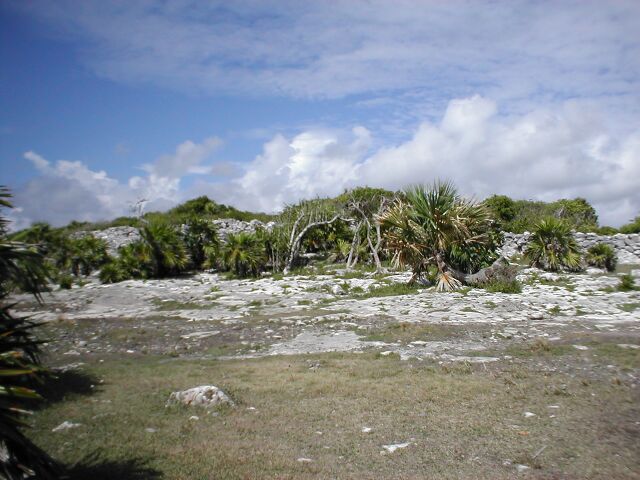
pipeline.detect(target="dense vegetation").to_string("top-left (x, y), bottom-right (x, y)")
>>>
top-left (6, 185), bottom-right (637, 287)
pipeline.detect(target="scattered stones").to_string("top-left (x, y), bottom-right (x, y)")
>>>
top-left (166, 385), bottom-right (235, 408)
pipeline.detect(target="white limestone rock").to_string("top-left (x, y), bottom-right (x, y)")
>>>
top-left (167, 385), bottom-right (235, 408)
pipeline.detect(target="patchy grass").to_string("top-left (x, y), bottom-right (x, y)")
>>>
top-left (547, 305), bottom-right (563, 316)
top-left (362, 322), bottom-right (471, 343)
top-left (482, 280), bottom-right (522, 294)
top-left (353, 283), bottom-right (421, 299)
top-left (152, 299), bottom-right (211, 311)
top-left (29, 352), bottom-right (640, 479)
top-left (619, 302), bottom-right (640, 313)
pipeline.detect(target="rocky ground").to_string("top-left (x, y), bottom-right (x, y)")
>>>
top-left (12, 264), bottom-right (640, 375)
top-left (13, 264), bottom-right (640, 479)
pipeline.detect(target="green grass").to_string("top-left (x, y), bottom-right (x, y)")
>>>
top-left (29, 352), bottom-right (640, 479)
top-left (362, 322), bottom-right (469, 343)
top-left (619, 302), bottom-right (640, 313)
top-left (482, 280), bottom-right (522, 294)
top-left (352, 283), bottom-right (421, 299)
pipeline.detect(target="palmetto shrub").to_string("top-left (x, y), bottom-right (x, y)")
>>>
top-left (585, 243), bottom-right (617, 272)
top-left (524, 218), bottom-right (582, 272)
top-left (0, 187), bottom-right (61, 478)
top-left (99, 222), bottom-right (190, 283)
top-left (182, 217), bottom-right (220, 269)
top-left (221, 232), bottom-right (267, 278)
top-left (379, 181), bottom-right (494, 291)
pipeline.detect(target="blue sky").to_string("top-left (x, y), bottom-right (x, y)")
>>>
top-left (1, 1), bottom-right (639, 228)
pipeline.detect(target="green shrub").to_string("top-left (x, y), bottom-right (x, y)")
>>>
top-left (482, 279), bottom-right (522, 294)
top-left (618, 274), bottom-right (637, 291)
top-left (58, 274), bottom-right (74, 289)
top-left (594, 226), bottom-right (618, 235)
top-left (586, 243), bottom-right (617, 272)
top-left (221, 232), bottom-right (267, 278)
top-left (619, 216), bottom-right (640, 234)
top-left (0, 186), bottom-right (61, 478)
top-left (524, 218), bottom-right (582, 272)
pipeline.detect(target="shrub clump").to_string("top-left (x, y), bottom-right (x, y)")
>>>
top-left (524, 218), bottom-right (582, 272)
top-left (585, 243), bottom-right (617, 272)
top-left (618, 274), bottom-right (637, 292)
top-left (482, 279), bottom-right (523, 294)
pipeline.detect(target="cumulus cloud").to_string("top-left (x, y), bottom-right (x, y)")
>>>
top-left (10, 97), bottom-right (640, 228)
top-left (11, 137), bottom-right (221, 228)
top-left (227, 96), bottom-right (639, 226)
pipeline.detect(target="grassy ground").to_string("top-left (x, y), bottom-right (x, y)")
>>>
top-left (30, 348), bottom-right (639, 479)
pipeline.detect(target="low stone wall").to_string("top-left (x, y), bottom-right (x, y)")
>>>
top-left (500, 232), bottom-right (640, 264)
top-left (80, 226), bottom-right (141, 256)
top-left (79, 221), bottom-right (640, 265)
top-left (78, 219), bottom-right (275, 256)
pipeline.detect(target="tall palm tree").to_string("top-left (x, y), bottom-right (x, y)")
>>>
top-left (378, 182), bottom-right (492, 291)
top-left (221, 232), bottom-right (266, 277)
top-left (0, 187), bottom-right (61, 479)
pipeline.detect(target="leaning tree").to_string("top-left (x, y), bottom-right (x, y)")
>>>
top-left (378, 181), bottom-right (515, 291)
top-left (339, 187), bottom-right (394, 273)
top-left (275, 198), bottom-right (351, 274)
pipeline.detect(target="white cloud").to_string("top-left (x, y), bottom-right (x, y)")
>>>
top-left (13, 1), bottom-right (640, 116)
top-left (12, 137), bottom-right (222, 228)
top-left (10, 97), bottom-right (640, 228)
top-left (226, 96), bottom-right (639, 226)
top-left (142, 137), bottom-right (221, 178)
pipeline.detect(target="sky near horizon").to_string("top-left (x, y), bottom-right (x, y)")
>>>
top-left (1, 1), bottom-right (639, 229)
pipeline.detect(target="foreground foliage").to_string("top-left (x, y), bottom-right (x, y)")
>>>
top-left (0, 187), bottom-right (60, 479)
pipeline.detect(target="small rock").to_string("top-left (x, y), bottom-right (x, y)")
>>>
top-left (167, 385), bottom-right (235, 408)
top-left (379, 351), bottom-right (394, 356)
top-left (52, 421), bottom-right (81, 432)
top-left (189, 416), bottom-right (200, 421)
top-left (523, 412), bottom-right (537, 418)
top-left (145, 428), bottom-right (157, 433)
top-left (297, 457), bottom-right (313, 463)
top-left (516, 464), bottom-right (530, 473)
top-left (572, 345), bottom-right (589, 351)
top-left (381, 442), bottom-right (411, 453)
top-left (362, 427), bottom-right (373, 433)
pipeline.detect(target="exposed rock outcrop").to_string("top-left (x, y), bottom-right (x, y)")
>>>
top-left (499, 232), bottom-right (640, 264)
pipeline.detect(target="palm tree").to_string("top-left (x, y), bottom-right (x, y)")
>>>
top-left (378, 182), bottom-right (493, 291)
top-left (0, 187), bottom-right (61, 478)
top-left (585, 243), bottom-right (617, 272)
top-left (182, 217), bottom-right (220, 269)
top-left (524, 218), bottom-right (582, 272)
top-left (139, 222), bottom-right (189, 277)
top-left (220, 232), bottom-right (266, 277)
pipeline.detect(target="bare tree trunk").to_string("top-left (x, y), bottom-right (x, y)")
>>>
top-left (284, 215), bottom-right (345, 274)
top-left (345, 222), bottom-right (361, 270)
top-left (435, 254), bottom-right (517, 286)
